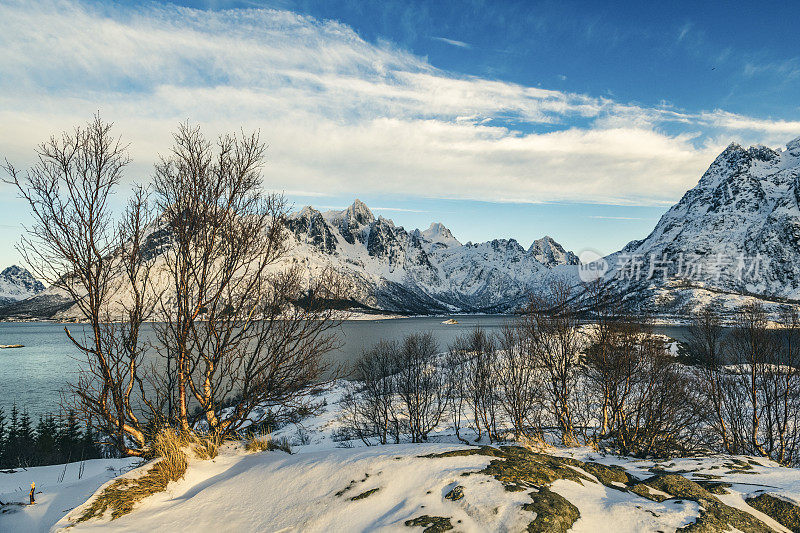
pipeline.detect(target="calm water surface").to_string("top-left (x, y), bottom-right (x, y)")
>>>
top-left (0, 317), bottom-right (691, 417)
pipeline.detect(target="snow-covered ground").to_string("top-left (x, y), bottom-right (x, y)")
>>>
top-left (5, 383), bottom-right (800, 532)
top-left (0, 457), bottom-right (139, 532)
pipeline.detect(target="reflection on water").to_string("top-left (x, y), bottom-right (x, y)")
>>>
top-left (0, 316), bottom-right (692, 417)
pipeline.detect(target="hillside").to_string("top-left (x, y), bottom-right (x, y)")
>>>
top-left (0, 201), bottom-right (579, 320)
top-left (0, 265), bottom-right (45, 309)
top-left (3, 384), bottom-right (800, 532)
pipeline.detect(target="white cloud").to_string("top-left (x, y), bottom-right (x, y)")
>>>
top-left (432, 37), bottom-right (471, 49)
top-left (0, 0), bottom-right (797, 208)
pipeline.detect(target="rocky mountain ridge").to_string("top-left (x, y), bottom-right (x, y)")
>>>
top-left (0, 265), bottom-right (45, 308)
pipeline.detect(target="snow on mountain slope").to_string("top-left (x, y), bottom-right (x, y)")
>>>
top-left (285, 200), bottom-right (579, 313)
top-left (529, 236), bottom-right (579, 267)
top-left (0, 200), bottom-right (577, 319)
top-left (604, 136), bottom-right (800, 313)
top-left (0, 265), bottom-right (45, 307)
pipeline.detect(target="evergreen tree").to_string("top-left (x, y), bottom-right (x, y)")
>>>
top-left (81, 421), bottom-right (102, 460)
top-left (57, 410), bottom-right (82, 462)
top-left (0, 407), bottom-right (6, 465)
top-left (35, 415), bottom-right (59, 465)
top-left (17, 410), bottom-right (35, 466)
top-left (4, 405), bottom-right (20, 467)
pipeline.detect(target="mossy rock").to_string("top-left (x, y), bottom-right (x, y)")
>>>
top-left (642, 474), bottom-right (714, 502)
top-left (424, 446), bottom-right (636, 492)
top-left (522, 486), bottom-right (580, 533)
top-left (421, 446), bottom-right (505, 459)
top-left (444, 485), bottom-right (464, 501)
top-left (632, 474), bottom-right (773, 532)
top-left (695, 481), bottom-right (732, 495)
top-left (562, 459), bottom-right (636, 488)
top-left (478, 447), bottom-right (593, 489)
top-left (350, 488), bottom-right (379, 501)
top-left (692, 473), bottom-right (722, 480)
top-left (629, 482), bottom-right (669, 502)
top-left (747, 493), bottom-right (800, 532)
top-left (404, 515), bottom-right (453, 532)
top-left (723, 459), bottom-right (755, 473)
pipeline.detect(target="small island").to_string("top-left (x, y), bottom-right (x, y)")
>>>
top-left (441, 318), bottom-right (459, 325)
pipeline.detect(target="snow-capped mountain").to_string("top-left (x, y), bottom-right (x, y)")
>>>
top-left (0, 200), bottom-right (579, 319)
top-left (529, 236), bottom-right (579, 267)
top-left (8, 136), bottom-right (800, 320)
top-left (285, 200), bottom-right (579, 313)
top-left (0, 265), bottom-right (45, 308)
top-left (606, 136), bottom-right (800, 313)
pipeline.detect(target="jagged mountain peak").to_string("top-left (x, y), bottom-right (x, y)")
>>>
top-left (421, 222), bottom-right (460, 248)
top-left (611, 136), bottom-right (800, 304)
top-left (342, 199), bottom-right (375, 226)
top-left (529, 236), bottom-right (579, 266)
top-left (0, 264), bottom-right (46, 307)
top-left (786, 136), bottom-right (800, 157)
top-left (279, 199), bottom-right (580, 313)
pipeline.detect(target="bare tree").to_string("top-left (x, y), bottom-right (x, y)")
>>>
top-left (521, 278), bottom-right (582, 445)
top-left (4, 116), bottom-right (153, 455)
top-left (395, 332), bottom-right (448, 443)
top-left (611, 326), bottom-right (702, 457)
top-left (495, 324), bottom-right (542, 441)
top-left (580, 278), bottom-right (625, 438)
top-left (458, 328), bottom-right (500, 442)
top-left (444, 337), bottom-right (471, 445)
top-left (762, 306), bottom-right (800, 464)
top-left (150, 123), bottom-right (341, 436)
top-left (724, 303), bottom-right (774, 456)
top-left (686, 306), bottom-right (735, 453)
top-left (6, 117), bottom-right (343, 453)
top-left (343, 340), bottom-right (401, 445)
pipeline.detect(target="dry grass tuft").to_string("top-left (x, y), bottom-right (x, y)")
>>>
top-left (76, 428), bottom-right (189, 523)
top-left (244, 429), bottom-right (292, 454)
top-left (191, 432), bottom-right (223, 460)
top-left (518, 432), bottom-right (550, 453)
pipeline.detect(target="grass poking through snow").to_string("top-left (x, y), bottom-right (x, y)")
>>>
top-left (76, 429), bottom-right (189, 523)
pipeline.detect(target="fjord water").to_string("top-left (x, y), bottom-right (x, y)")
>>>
top-left (0, 317), bottom-right (508, 417)
top-left (0, 317), bottom-right (691, 418)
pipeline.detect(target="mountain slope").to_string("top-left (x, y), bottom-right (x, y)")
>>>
top-left (0, 265), bottom-right (45, 308)
top-left (0, 201), bottom-right (578, 319)
top-left (605, 136), bottom-right (800, 313)
top-left (285, 200), bottom-right (579, 314)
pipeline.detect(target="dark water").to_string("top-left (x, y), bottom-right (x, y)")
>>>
top-left (0, 317), bottom-right (693, 418)
top-left (0, 316), bottom-right (511, 417)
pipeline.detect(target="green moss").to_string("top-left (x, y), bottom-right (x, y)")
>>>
top-left (404, 515), bottom-right (454, 532)
top-left (692, 473), bottom-right (722, 480)
top-left (564, 459), bottom-right (636, 488)
top-left (522, 487), bottom-right (580, 533)
top-left (478, 447), bottom-right (593, 489)
top-left (632, 474), bottom-right (773, 532)
top-left (422, 446), bottom-right (775, 532)
top-left (747, 493), bottom-right (800, 532)
top-left (722, 459), bottom-right (758, 471)
top-left (444, 485), bottom-right (464, 501)
top-left (421, 446), bottom-right (505, 459)
top-left (695, 481), bottom-right (732, 495)
top-left (629, 483), bottom-right (669, 502)
top-left (350, 488), bottom-right (380, 501)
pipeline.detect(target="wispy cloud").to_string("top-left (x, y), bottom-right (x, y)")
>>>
top-left (676, 22), bottom-right (692, 43)
top-left (431, 36), bottom-right (471, 49)
top-left (0, 0), bottom-right (797, 209)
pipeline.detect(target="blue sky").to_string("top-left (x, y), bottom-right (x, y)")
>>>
top-left (1, 0), bottom-right (800, 266)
